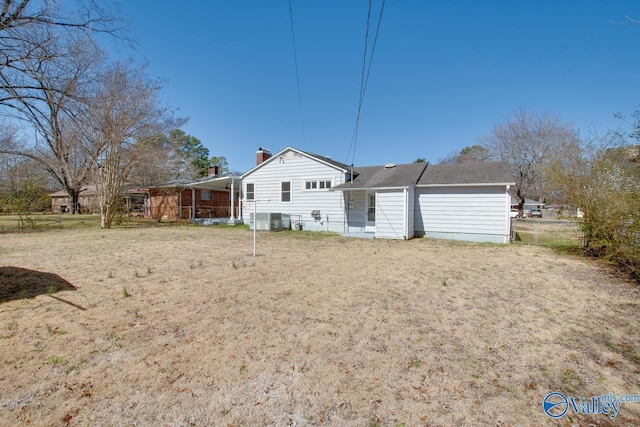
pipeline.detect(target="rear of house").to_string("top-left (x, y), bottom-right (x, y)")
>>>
top-left (241, 147), bottom-right (351, 232)
top-left (414, 162), bottom-right (514, 243)
top-left (241, 146), bottom-right (514, 243)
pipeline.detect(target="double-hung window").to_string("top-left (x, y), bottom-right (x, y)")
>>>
top-left (246, 183), bottom-right (255, 200)
top-left (281, 181), bottom-right (291, 202)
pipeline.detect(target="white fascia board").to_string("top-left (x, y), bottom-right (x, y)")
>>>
top-left (416, 182), bottom-right (515, 188)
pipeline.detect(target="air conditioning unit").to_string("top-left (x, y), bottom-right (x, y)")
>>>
top-left (249, 213), bottom-right (289, 231)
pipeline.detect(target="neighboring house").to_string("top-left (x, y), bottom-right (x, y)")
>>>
top-left (50, 185), bottom-right (147, 215)
top-left (510, 197), bottom-right (545, 211)
top-left (148, 167), bottom-right (241, 222)
top-left (50, 185), bottom-right (99, 214)
top-left (241, 147), bottom-right (515, 243)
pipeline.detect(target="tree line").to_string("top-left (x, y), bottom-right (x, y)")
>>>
top-left (0, 0), bottom-right (228, 228)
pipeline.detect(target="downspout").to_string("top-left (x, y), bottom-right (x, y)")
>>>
top-left (345, 190), bottom-right (349, 234)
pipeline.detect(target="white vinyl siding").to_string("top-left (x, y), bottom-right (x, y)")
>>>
top-left (375, 190), bottom-right (407, 239)
top-left (415, 186), bottom-right (510, 243)
top-left (241, 149), bottom-right (347, 232)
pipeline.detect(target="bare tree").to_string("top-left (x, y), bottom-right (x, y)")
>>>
top-left (482, 107), bottom-right (579, 214)
top-left (0, 0), bottom-right (126, 213)
top-left (0, 37), bottom-right (104, 213)
top-left (0, 0), bottom-right (126, 110)
top-left (82, 61), bottom-right (183, 228)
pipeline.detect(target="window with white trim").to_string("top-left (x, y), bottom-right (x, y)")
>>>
top-left (304, 179), bottom-right (332, 190)
top-left (246, 183), bottom-right (254, 200)
top-left (201, 190), bottom-right (211, 201)
top-left (281, 181), bottom-right (291, 202)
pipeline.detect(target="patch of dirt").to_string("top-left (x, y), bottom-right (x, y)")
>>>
top-left (0, 226), bottom-right (638, 426)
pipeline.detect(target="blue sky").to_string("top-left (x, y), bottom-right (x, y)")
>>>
top-left (112, 1), bottom-right (640, 173)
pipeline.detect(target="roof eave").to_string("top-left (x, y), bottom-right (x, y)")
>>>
top-left (417, 182), bottom-right (515, 187)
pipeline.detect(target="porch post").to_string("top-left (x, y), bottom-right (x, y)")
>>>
top-left (238, 178), bottom-right (243, 219)
top-left (230, 177), bottom-right (235, 219)
top-left (191, 188), bottom-right (196, 220)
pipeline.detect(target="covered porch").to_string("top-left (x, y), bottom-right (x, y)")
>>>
top-left (341, 189), bottom-right (376, 235)
top-left (185, 175), bottom-right (243, 224)
top-left (148, 175), bottom-right (242, 223)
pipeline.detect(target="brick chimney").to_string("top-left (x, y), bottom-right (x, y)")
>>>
top-left (256, 147), bottom-right (272, 165)
top-left (208, 165), bottom-right (219, 176)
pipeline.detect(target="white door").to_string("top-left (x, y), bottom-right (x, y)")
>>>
top-left (365, 191), bottom-right (376, 233)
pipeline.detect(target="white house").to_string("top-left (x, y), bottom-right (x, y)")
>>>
top-left (241, 147), bottom-right (352, 232)
top-left (241, 147), bottom-right (515, 243)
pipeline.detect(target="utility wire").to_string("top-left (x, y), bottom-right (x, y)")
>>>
top-left (288, 0), bottom-right (307, 149)
top-left (346, 0), bottom-right (371, 164)
top-left (346, 0), bottom-right (386, 166)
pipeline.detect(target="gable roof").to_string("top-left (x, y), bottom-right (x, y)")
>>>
top-left (49, 185), bottom-right (98, 197)
top-left (50, 184), bottom-right (147, 197)
top-left (417, 161), bottom-right (515, 186)
top-left (333, 162), bottom-right (428, 190)
top-left (241, 146), bottom-right (351, 178)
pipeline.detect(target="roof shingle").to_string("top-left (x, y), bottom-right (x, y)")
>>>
top-left (417, 162), bottom-right (514, 186)
top-left (333, 162), bottom-right (428, 190)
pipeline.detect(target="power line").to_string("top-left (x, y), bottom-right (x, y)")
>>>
top-left (346, 0), bottom-right (386, 166)
top-left (288, 0), bottom-right (306, 149)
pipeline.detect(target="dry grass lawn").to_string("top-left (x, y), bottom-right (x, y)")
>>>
top-left (1, 226), bottom-right (639, 426)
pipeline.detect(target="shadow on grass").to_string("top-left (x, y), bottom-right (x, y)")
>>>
top-left (0, 266), bottom-right (76, 304)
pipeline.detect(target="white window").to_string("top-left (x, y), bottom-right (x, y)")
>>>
top-left (246, 183), bottom-right (254, 200)
top-left (303, 179), bottom-right (332, 190)
top-left (201, 190), bottom-right (210, 201)
top-left (368, 193), bottom-right (376, 222)
top-left (281, 181), bottom-right (291, 202)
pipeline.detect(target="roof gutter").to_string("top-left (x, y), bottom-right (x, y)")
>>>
top-left (331, 185), bottom-right (411, 191)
